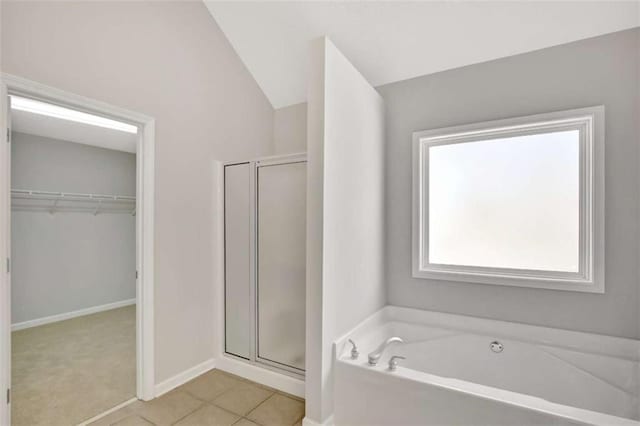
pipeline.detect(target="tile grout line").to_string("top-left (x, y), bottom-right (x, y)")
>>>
top-left (206, 399), bottom-right (254, 419)
top-left (202, 373), bottom-right (278, 421)
top-left (232, 416), bottom-right (260, 426)
top-left (164, 391), bottom-right (262, 425)
top-left (243, 392), bottom-right (278, 421)
top-left (150, 369), bottom-right (303, 426)
top-left (145, 416), bottom-right (157, 425)
top-left (213, 387), bottom-right (275, 424)
top-left (241, 388), bottom-right (305, 425)
top-left (165, 373), bottom-right (249, 425)
top-left (209, 390), bottom-right (275, 418)
top-left (167, 399), bottom-right (206, 426)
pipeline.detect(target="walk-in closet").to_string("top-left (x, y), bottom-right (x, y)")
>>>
top-left (8, 96), bottom-right (138, 425)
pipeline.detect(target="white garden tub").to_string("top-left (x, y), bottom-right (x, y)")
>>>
top-left (334, 306), bottom-right (640, 426)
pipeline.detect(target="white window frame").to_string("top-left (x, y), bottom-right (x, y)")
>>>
top-left (412, 106), bottom-right (605, 293)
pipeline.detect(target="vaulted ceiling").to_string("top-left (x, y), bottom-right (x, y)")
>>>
top-left (205, 1), bottom-right (639, 109)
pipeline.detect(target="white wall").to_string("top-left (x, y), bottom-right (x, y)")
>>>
top-left (274, 103), bottom-right (307, 154)
top-left (378, 28), bottom-right (640, 339)
top-left (306, 37), bottom-right (386, 425)
top-left (1, 1), bottom-right (275, 384)
top-left (11, 132), bottom-right (135, 324)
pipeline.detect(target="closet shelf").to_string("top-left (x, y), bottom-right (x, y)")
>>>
top-left (11, 189), bottom-right (136, 215)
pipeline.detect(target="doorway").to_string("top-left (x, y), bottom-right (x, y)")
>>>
top-left (0, 74), bottom-right (155, 425)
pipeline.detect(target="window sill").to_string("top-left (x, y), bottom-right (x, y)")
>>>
top-left (412, 267), bottom-right (604, 293)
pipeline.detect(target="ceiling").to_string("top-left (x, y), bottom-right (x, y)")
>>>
top-left (12, 109), bottom-right (137, 153)
top-left (205, 1), bottom-right (640, 109)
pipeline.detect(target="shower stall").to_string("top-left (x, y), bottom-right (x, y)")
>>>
top-left (223, 153), bottom-right (306, 376)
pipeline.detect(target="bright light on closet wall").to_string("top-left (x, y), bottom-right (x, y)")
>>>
top-left (10, 96), bottom-right (138, 134)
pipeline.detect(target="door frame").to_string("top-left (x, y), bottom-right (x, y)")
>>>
top-left (0, 73), bottom-right (156, 425)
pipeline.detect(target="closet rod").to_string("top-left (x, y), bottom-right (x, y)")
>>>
top-left (11, 189), bottom-right (136, 216)
top-left (11, 189), bottom-right (136, 202)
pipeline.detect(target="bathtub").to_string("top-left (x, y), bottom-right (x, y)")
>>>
top-left (334, 306), bottom-right (640, 426)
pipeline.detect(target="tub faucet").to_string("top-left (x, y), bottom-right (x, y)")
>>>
top-left (388, 355), bottom-right (406, 372)
top-left (368, 337), bottom-right (405, 366)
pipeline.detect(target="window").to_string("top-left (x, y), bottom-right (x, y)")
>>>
top-left (412, 107), bottom-right (604, 292)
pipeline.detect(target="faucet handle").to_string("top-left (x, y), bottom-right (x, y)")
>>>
top-left (348, 339), bottom-right (359, 360)
top-left (388, 355), bottom-right (406, 371)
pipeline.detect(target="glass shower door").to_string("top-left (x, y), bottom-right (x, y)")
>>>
top-left (256, 161), bottom-right (306, 372)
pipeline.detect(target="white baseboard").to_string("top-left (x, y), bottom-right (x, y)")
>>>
top-left (154, 358), bottom-right (216, 398)
top-left (77, 397), bottom-right (138, 426)
top-left (302, 415), bottom-right (334, 426)
top-left (11, 298), bottom-right (136, 331)
top-left (215, 355), bottom-right (305, 398)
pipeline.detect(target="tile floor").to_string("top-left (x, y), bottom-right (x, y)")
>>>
top-left (89, 369), bottom-right (305, 426)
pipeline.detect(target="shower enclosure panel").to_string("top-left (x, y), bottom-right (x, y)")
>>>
top-left (223, 154), bottom-right (306, 376)
top-left (257, 160), bottom-right (306, 373)
top-left (224, 162), bottom-right (253, 360)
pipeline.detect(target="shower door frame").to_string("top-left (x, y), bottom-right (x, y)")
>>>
top-left (254, 155), bottom-right (307, 376)
top-left (221, 153), bottom-right (307, 380)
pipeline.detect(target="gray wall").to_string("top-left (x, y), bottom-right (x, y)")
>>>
top-left (1, 1), bottom-right (275, 382)
top-left (378, 28), bottom-right (640, 339)
top-left (273, 28), bottom-right (640, 339)
top-left (11, 132), bottom-right (136, 324)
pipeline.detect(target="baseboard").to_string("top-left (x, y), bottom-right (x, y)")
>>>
top-left (154, 358), bottom-right (216, 398)
top-left (77, 397), bottom-right (138, 426)
top-left (215, 355), bottom-right (305, 398)
top-left (11, 298), bottom-right (136, 331)
top-left (302, 415), bottom-right (334, 426)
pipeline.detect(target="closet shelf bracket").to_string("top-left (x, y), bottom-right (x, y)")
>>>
top-left (10, 189), bottom-right (136, 215)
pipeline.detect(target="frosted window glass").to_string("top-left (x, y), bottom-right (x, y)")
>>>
top-left (428, 130), bottom-right (580, 272)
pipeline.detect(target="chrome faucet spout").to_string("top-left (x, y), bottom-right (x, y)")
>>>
top-left (368, 336), bottom-right (404, 366)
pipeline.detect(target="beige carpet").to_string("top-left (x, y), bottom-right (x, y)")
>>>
top-left (12, 305), bottom-right (136, 426)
